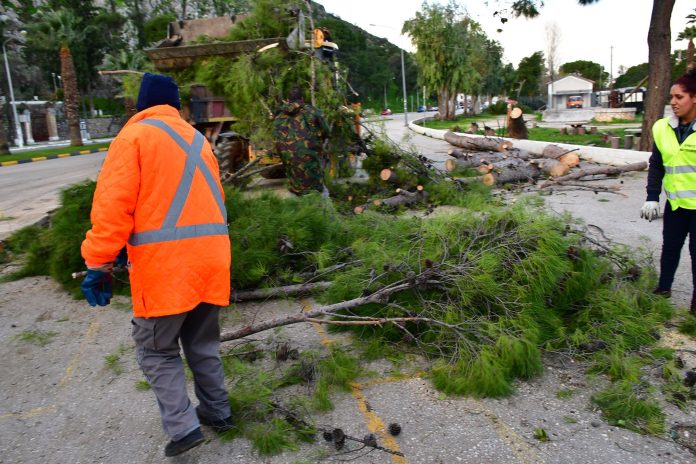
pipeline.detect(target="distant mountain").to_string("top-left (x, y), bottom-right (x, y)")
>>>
top-left (312, 2), bottom-right (418, 110)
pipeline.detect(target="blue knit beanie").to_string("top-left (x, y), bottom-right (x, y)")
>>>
top-left (136, 72), bottom-right (181, 111)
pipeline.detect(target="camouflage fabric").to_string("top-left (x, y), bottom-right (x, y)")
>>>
top-left (273, 102), bottom-right (330, 195)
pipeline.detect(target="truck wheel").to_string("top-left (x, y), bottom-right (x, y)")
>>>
top-left (259, 164), bottom-right (286, 179)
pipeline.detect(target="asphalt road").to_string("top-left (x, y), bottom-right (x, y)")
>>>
top-left (0, 152), bottom-right (105, 239)
top-left (1, 116), bottom-right (696, 463)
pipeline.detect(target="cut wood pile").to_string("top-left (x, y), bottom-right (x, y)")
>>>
top-left (443, 131), bottom-right (646, 188)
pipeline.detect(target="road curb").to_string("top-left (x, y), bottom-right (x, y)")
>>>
top-left (0, 146), bottom-right (108, 167)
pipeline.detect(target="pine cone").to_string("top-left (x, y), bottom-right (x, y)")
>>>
top-left (388, 422), bottom-right (402, 436)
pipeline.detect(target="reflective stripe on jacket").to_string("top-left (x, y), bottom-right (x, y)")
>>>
top-left (654, 117), bottom-right (696, 210)
top-left (81, 105), bottom-right (231, 318)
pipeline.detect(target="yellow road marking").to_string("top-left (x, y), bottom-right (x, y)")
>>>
top-left (470, 400), bottom-right (543, 464)
top-left (1, 160), bottom-right (18, 166)
top-left (300, 299), bottom-right (407, 463)
top-left (31, 156), bottom-right (47, 162)
top-left (57, 153), bottom-right (71, 158)
top-left (79, 150), bottom-right (91, 154)
top-left (59, 321), bottom-right (100, 387)
top-left (0, 405), bottom-right (57, 420)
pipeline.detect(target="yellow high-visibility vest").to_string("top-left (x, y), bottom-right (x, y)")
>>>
top-left (654, 117), bottom-right (696, 209)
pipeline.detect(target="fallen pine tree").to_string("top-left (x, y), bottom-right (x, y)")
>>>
top-left (2, 147), bottom-right (688, 439)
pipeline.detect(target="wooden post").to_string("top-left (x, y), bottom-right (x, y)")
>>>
top-left (578, 127), bottom-right (586, 135)
top-left (590, 126), bottom-right (597, 134)
top-left (623, 135), bottom-right (633, 149)
top-left (633, 136), bottom-right (641, 150)
top-left (610, 136), bottom-right (620, 149)
top-left (560, 127), bottom-right (567, 135)
top-left (571, 126), bottom-right (579, 135)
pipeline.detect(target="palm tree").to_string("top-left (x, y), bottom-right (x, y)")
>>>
top-left (677, 26), bottom-right (696, 71)
top-left (29, 10), bottom-right (92, 147)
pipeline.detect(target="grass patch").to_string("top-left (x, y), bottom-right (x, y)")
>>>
top-left (0, 142), bottom-right (110, 163)
top-left (135, 380), bottom-right (151, 391)
top-left (678, 316), bottom-right (696, 338)
top-left (592, 381), bottom-right (665, 435)
top-left (104, 344), bottom-right (129, 375)
top-left (218, 347), bottom-right (358, 455)
top-left (13, 329), bottom-right (57, 346)
top-left (556, 389), bottom-right (575, 399)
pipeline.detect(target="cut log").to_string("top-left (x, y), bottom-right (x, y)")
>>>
top-left (444, 131), bottom-right (512, 152)
top-left (354, 189), bottom-right (428, 214)
top-left (476, 158), bottom-right (541, 185)
top-left (538, 161), bottom-right (648, 188)
top-left (540, 144), bottom-right (581, 168)
top-left (507, 107), bottom-right (528, 139)
top-left (482, 162), bottom-right (541, 186)
top-left (380, 168), bottom-right (400, 184)
top-left (529, 158), bottom-right (571, 177)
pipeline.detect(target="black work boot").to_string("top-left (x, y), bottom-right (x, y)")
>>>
top-left (164, 427), bottom-right (204, 457)
top-left (653, 287), bottom-right (672, 298)
top-left (196, 409), bottom-right (235, 434)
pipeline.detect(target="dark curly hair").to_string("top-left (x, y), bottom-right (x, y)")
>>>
top-left (675, 68), bottom-right (696, 95)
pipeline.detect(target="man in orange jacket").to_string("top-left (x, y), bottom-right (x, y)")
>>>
top-left (80, 72), bottom-right (233, 457)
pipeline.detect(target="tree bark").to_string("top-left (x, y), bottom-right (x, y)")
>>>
top-left (445, 149), bottom-right (530, 171)
top-left (0, 105), bottom-right (9, 155)
top-left (507, 107), bottom-right (528, 139)
top-left (354, 188), bottom-right (427, 214)
top-left (232, 282), bottom-right (331, 302)
top-left (480, 162), bottom-right (541, 186)
top-left (538, 162), bottom-right (648, 188)
top-left (540, 144), bottom-right (580, 167)
top-left (60, 46), bottom-right (83, 147)
top-left (640, 0), bottom-right (675, 151)
top-left (444, 131), bottom-right (512, 152)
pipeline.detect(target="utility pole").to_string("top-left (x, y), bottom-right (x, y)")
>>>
top-left (610, 45), bottom-right (613, 89)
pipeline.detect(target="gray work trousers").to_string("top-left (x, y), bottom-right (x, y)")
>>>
top-left (131, 303), bottom-right (230, 441)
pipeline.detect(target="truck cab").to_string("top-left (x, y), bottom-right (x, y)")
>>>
top-left (566, 96), bottom-right (583, 109)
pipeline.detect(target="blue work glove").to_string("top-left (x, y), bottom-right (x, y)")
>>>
top-left (114, 247), bottom-right (128, 269)
top-left (80, 269), bottom-right (113, 307)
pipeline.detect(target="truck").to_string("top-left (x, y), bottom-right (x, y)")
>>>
top-left (144, 12), bottom-right (340, 179)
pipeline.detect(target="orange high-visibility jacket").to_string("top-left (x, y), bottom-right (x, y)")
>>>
top-left (81, 105), bottom-right (231, 318)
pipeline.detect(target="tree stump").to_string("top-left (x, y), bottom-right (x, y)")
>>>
top-left (610, 137), bottom-right (620, 149)
top-left (507, 107), bottom-right (528, 139)
top-left (623, 135), bottom-right (633, 150)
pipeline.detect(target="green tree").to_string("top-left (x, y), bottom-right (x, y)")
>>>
top-left (28, 9), bottom-right (90, 146)
top-left (504, 0), bottom-right (673, 151)
top-left (515, 51), bottom-right (544, 97)
top-left (614, 63), bottom-right (649, 88)
top-left (403, 1), bottom-right (484, 120)
top-left (559, 60), bottom-right (607, 89)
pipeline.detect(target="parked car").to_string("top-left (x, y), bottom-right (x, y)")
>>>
top-left (417, 105), bottom-right (426, 113)
top-left (426, 105), bottom-right (439, 111)
top-left (380, 108), bottom-right (393, 116)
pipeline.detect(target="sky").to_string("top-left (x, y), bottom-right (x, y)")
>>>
top-left (316, 0), bottom-right (695, 78)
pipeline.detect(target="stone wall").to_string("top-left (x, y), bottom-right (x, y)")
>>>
top-left (84, 116), bottom-right (127, 139)
top-left (593, 107), bottom-right (637, 122)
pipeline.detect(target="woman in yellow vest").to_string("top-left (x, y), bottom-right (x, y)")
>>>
top-left (641, 69), bottom-right (696, 314)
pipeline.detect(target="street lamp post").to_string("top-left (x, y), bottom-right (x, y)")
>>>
top-left (400, 48), bottom-right (408, 126)
top-left (370, 23), bottom-right (409, 126)
top-left (2, 38), bottom-right (23, 147)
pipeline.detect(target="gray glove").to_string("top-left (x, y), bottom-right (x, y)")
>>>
top-left (640, 201), bottom-right (660, 222)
